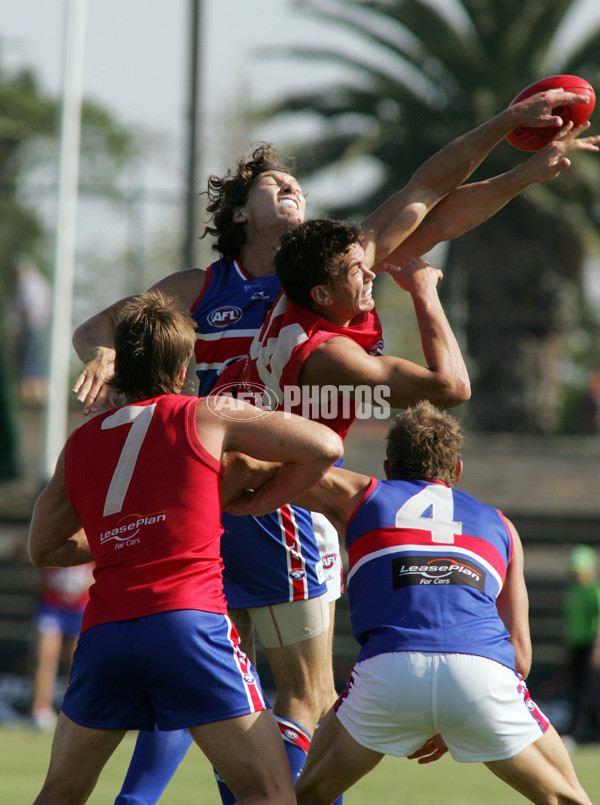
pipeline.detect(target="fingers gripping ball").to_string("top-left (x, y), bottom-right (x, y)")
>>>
top-left (506, 74), bottom-right (596, 151)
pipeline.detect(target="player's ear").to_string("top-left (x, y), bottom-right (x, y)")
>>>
top-left (232, 206), bottom-right (247, 224)
top-left (310, 284), bottom-right (332, 307)
top-left (451, 459), bottom-right (463, 486)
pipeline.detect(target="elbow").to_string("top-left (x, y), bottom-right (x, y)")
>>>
top-left (28, 546), bottom-right (47, 568)
top-left (439, 376), bottom-right (471, 408)
top-left (326, 432), bottom-right (344, 465)
top-left (455, 377), bottom-right (471, 404)
top-left (515, 648), bottom-right (532, 679)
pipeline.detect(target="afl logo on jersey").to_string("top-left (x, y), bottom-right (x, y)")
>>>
top-left (290, 569), bottom-right (306, 581)
top-left (322, 553), bottom-right (337, 570)
top-left (208, 305), bottom-right (242, 327)
top-left (243, 672), bottom-right (256, 685)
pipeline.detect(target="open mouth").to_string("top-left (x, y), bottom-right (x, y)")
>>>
top-left (280, 197), bottom-right (299, 210)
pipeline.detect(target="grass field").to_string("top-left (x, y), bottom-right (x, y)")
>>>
top-left (3, 724), bottom-right (600, 804)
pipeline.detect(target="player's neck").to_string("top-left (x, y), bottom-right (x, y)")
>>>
top-left (239, 235), bottom-right (280, 278)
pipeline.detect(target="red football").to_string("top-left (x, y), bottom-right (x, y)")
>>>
top-left (506, 74), bottom-right (596, 151)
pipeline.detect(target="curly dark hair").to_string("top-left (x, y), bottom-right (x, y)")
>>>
top-left (200, 143), bottom-right (294, 261)
top-left (274, 218), bottom-right (363, 309)
top-left (386, 401), bottom-right (463, 485)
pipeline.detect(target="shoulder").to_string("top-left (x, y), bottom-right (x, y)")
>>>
top-left (149, 268), bottom-right (210, 311)
top-left (300, 334), bottom-right (377, 386)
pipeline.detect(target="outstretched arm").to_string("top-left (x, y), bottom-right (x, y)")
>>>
top-left (72, 268), bottom-right (207, 415)
top-left (359, 89), bottom-right (595, 268)
top-left (292, 466), bottom-right (371, 534)
top-left (300, 257), bottom-right (470, 410)
top-left (376, 121), bottom-right (600, 265)
top-left (198, 398), bottom-right (344, 517)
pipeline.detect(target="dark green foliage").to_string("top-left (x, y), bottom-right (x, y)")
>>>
top-left (258, 0), bottom-right (600, 432)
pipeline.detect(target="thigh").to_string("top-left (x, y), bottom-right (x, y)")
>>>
top-left (484, 725), bottom-right (592, 804)
top-left (189, 709), bottom-right (295, 804)
top-left (35, 630), bottom-right (63, 666)
top-left (36, 712), bottom-right (126, 803)
top-left (295, 705), bottom-right (383, 805)
top-left (250, 594), bottom-right (330, 648)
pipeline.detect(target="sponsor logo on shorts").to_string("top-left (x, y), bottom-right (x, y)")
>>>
top-left (392, 554), bottom-right (486, 591)
top-left (243, 672), bottom-right (255, 685)
top-left (208, 305), bottom-right (242, 327)
top-left (290, 569), bottom-right (306, 581)
top-left (285, 728), bottom-right (299, 741)
top-left (100, 512), bottom-right (166, 547)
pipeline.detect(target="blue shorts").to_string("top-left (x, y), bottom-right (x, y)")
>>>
top-left (35, 602), bottom-right (84, 638)
top-left (61, 610), bottom-right (268, 731)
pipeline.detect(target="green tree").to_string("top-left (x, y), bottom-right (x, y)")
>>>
top-left (260, 0), bottom-right (600, 432)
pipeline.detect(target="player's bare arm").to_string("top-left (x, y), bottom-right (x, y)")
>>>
top-left (495, 518), bottom-right (532, 678)
top-left (29, 451), bottom-right (93, 568)
top-left (375, 121), bottom-right (600, 267)
top-left (300, 258), bottom-right (470, 409)
top-left (197, 399), bottom-right (343, 517)
top-left (359, 88), bottom-right (593, 269)
top-left (72, 268), bottom-right (208, 415)
top-left (292, 466), bottom-right (372, 535)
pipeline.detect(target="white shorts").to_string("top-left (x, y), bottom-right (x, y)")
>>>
top-left (312, 512), bottom-right (342, 603)
top-left (334, 652), bottom-right (549, 763)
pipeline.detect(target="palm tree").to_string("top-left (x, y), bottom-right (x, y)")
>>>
top-left (258, 0), bottom-right (600, 432)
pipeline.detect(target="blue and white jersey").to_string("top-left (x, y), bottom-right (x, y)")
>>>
top-left (191, 258), bottom-right (328, 607)
top-left (191, 258), bottom-right (280, 398)
top-left (345, 478), bottom-right (516, 669)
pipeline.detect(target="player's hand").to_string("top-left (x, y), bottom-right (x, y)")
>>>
top-left (72, 349), bottom-right (116, 415)
top-left (223, 488), bottom-right (260, 516)
top-left (511, 88), bottom-right (593, 129)
top-left (382, 257), bottom-right (443, 294)
top-left (406, 734), bottom-right (448, 764)
top-left (523, 121), bottom-right (600, 183)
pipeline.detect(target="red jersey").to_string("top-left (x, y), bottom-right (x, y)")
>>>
top-left (64, 395), bottom-right (225, 633)
top-left (219, 291), bottom-right (384, 440)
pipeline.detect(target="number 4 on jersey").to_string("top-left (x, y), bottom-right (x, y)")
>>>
top-left (394, 485), bottom-right (462, 544)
